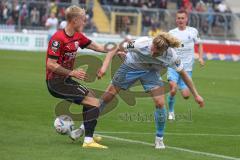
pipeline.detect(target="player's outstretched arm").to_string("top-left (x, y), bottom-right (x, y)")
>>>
top-left (198, 43), bottom-right (205, 66)
top-left (97, 47), bottom-right (120, 79)
top-left (87, 41), bottom-right (107, 53)
top-left (179, 70), bottom-right (204, 107)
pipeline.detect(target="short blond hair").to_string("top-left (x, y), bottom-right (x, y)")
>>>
top-left (153, 32), bottom-right (181, 52)
top-left (65, 5), bottom-right (85, 22)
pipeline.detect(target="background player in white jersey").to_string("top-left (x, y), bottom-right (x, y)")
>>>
top-left (167, 10), bottom-right (205, 120)
top-left (97, 32), bottom-right (204, 149)
top-left (45, 12), bottom-right (58, 41)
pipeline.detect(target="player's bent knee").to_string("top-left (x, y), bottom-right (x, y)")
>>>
top-left (87, 89), bottom-right (96, 97)
top-left (181, 90), bottom-right (190, 100)
top-left (183, 96), bottom-right (190, 100)
top-left (169, 86), bottom-right (177, 96)
top-left (82, 95), bottom-right (100, 107)
top-left (156, 105), bottom-right (165, 109)
top-left (155, 100), bottom-right (165, 108)
top-left (170, 89), bottom-right (177, 96)
top-left (101, 85), bottom-right (120, 103)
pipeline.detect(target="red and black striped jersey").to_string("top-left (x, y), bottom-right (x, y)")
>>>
top-left (46, 29), bottom-right (91, 80)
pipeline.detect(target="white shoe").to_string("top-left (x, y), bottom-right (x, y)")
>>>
top-left (168, 112), bottom-right (175, 120)
top-left (69, 128), bottom-right (84, 141)
top-left (155, 137), bottom-right (165, 149)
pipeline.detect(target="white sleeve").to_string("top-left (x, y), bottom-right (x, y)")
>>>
top-left (59, 21), bottom-right (66, 29)
top-left (193, 28), bottom-right (201, 44)
top-left (169, 49), bottom-right (183, 72)
top-left (123, 37), bottom-right (151, 54)
top-left (45, 19), bottom-right (50, 26)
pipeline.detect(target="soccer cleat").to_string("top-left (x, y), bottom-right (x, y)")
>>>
top-left (93, 135), bottom-right (102, 142)
top-left (69, 128), bottom-right (84, 141)
top-left (82, 141), bottom-right (108, 149)
top-left (168, 112), bottom-right (175, 120)
top-left (155, 137), bottom-right (165, 149)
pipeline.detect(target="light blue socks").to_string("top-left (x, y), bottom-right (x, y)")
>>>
top-left (154, 107), bottom-right (166, 137)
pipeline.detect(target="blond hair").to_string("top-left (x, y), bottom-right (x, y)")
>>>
top-left (153, 31), bottom-right (181, 52)
top-left (65, 5), bottom-right (85, 22)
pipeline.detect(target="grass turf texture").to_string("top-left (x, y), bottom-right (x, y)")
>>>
top-left (0, 50), bottom-right (239, 160)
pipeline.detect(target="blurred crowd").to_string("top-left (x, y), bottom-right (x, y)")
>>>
top-left (99, 0), bottom-right (232, 36)
top-left (0, 0), bottom-right (233, 37)
top-left (0, 0), bottom-right (96, 31)
top-left (100, 0), bottom-right (168, 9)
top-left (100, 0), bottom-right (230, 13)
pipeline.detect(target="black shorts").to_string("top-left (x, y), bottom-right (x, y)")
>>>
top-left (46, 77), bottom-right (89, 104)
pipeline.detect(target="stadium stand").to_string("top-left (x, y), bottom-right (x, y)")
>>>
top-left (0, 0), bottom-right (238, 40)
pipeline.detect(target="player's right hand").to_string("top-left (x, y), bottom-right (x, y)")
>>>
top-left (195, 95), bottom-right (204, 108)
top-left (70, 69), bottom-right (87, 81)
top-left (199, 58), bottom-right (205, 67)
top-left (116, 51), bottom-right (127, 56)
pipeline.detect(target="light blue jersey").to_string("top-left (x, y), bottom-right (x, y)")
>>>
top-left (169, 27), bottom-right (200, 71)
top-left (111, 37), bottom-right (183, 91)
top-left (123, 37), bottom-right (183, 72)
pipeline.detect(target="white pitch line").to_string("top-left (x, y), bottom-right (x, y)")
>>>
top-left (96, 131), bottom-right (240, 137)
top-left (98, 134), bottom-right (240, 160)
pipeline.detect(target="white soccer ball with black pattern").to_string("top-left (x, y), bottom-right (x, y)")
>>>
top-left (54, 115), bottom-right (74, 135)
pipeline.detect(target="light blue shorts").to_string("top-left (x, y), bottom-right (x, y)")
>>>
top-left (112, 64), bottom-right (164, 92)
top-left (167, 68), bottom-right (192, 90)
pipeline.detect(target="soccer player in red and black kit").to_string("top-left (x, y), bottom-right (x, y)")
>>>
top-left (46, 6), bottom-right (108, 149)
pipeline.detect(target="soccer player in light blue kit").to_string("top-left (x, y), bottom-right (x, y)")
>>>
top-left (167, 10), bottom-right (205, 120)
top-left (97, 31), bottom-right (204, 149)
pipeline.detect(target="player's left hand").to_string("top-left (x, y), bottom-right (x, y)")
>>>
top-left (199, 58), bottom-right (205, 67)
top-left (195, 95), bottom-right (204, 108)
top-left (97, 68), bottom-right (105, 79)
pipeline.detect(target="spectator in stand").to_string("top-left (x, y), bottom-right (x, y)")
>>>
top-left (158, 0), bottom-right (167, 23)
top-left (158, 0), bottom-right (167, 9)
top-left (6, 16), bottom-right (14, 25)
top-left (215, 0), bottom-right (231, 29)
top-left (142, 16), bottom-right (152, 36)
top-left (12, 0), bottom-right (20, 25)
top-left (196, 1), bottom-right (207, 12)
top-left (19, 2), bottom-right (28, 26)
top-left (58, 7), bottom-right (65, 21)
top-left (45, 12), bottom-right (58, 41)
top-left (30, 7), bottom-right (40, 26)
top-left (182, 0), bottom-right (193, 13)
top-left (191, 0), bottom-right (199, 9)
top-left (79, 0), bottom-right (87, 3)
top-left (2, 4), bottom-right (9, 23)
top-left (177, 0), bottom-right (183, 9)
top-left (206, 3), bottom-right (214, 33)
top-left (195, 1), bottom-right (208, 33)
top-left (0, 2), bottom-right (3, 23)
top-left (49, 1), bottom-right (58, 15)
top-left (216, 0), bottom-right (227, 13)
top-left (122, 15), bottom-right (130, 35)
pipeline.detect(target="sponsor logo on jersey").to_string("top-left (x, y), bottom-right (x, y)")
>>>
top-left (65, 52), bottom-right (77, 59)
top-left (51, 41), bottom-right (60, 51)
top-left (175, 58), bottom-right (181, 67)
top-left (127, 41), bottom-right (135, 49)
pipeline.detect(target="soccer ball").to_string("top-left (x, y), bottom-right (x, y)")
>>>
top-left (54, 115), bottom-right (74, 135)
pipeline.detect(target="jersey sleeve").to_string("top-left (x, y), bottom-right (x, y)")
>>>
top-left (123, 37), bottom-right (152, 54)
top-left (78, 33), bottom-right (92, 49)
top-left (47, 36), bottom-right (62, 60)
top-left (192, 28), bottom-right (201, 44)
top-left (168, 48), bottom-right (183, 72)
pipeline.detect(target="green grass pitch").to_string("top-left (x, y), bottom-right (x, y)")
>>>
top-left (0, 50), bottom-right (239, 160)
